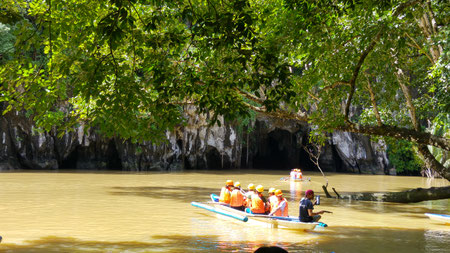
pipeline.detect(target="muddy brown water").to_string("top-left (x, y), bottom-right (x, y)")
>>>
top-left (0, 170), bottom-right (448, 252)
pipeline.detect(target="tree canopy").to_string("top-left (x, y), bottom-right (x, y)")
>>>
top-left (0, 0), bottom-right (449, 179)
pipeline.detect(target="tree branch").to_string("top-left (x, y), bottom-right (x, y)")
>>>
top-left (405, 32), bottom-right (434, 64)
top-left (48, 0), bottom-right (52, 84)
top-left (127, 0), bottom-right (146, 25)
top-left (396, 69), bottom-right (419, 131)
top-left (418, 145), bottom-right (450, 181)
top-left (337, 124), bottom-right (450, 151)
top-left (323, 80), bottom-right (351, 91)
top-left (307, 91), bottom-right (320, 101)
top-left (395, 66), bottom-right (448, 179)
top-left (343, 0), bottom-right (422, 122)
top-left (303, 143), bottom-right (328, 187)
top-left (365, 74), bottom-right (383, 126)
top-left (234, 88), bottom-right (264, 105)
top-left (344, 27), bottom-right (384, 122)
top-left (109, 42), bottom-right (119, 86)
top-left (238, 98), bottom-right (449, 151)
top-left (392, 0), bottom-right (423, 16)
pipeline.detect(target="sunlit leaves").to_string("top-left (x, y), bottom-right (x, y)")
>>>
top-left (0, 0), bottom-right (448, 148)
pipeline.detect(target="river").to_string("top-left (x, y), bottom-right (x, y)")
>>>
top-left (0, 170), bottom-right (448, 252)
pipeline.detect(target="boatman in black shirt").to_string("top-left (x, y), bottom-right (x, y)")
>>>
top-left (299, 189), bottom-right (331, 222)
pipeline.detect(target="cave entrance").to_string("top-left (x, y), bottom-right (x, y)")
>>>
top-left (60, 146), bottom-right (79, 169)
top-left (106, 140), bottom-right (122, 170)
top-left (206, 146), bottom-right (222, 169)
top-left (252, 129), bottom-right (297, 170)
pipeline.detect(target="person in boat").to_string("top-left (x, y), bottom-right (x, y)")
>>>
top-left (268, 188), bottom-right (276, 203)
top-left (230, 181), bottom-right (246, 211)
top-left (244, 183), bottom-right (256, 207)
top-left (219, 179), bottom-right (234, 205)
top-left (236, 181), bottom-right (247, 195)
top-left (267, 187), bottom-right (277, 213)
top-left (250, 185), bottom-right (269, 214)
top-left (299, 189), bottom-right (329, 222)
top-left (290, 169), bottom-right (297, 180)
top-left (290, 168), bottom-right (303, 180)
top-left (296, 169), bottom-right (303, 180)
top-left (269, 189), bottom-right (289, 217)
top-left (245, 183), bottom-right (256, 198)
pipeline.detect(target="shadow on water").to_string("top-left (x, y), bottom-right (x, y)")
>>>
top-left (322, 197), bottom-right (449, 216)
top-left (109, 186), bottom-right (218, 203)
top-left (0, 227), bottom-right (448, 253)
top-left (0, 235), bottom-right (298, 253)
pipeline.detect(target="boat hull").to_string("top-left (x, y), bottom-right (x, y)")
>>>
top-left (203, 194), bottom-right (320, 230)
top-left (425, 213), bottom-right (450, 224)
top-left (218, 205), bottom-right (318, 230)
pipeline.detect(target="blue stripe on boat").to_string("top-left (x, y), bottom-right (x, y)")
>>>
top-left (191, 202), bottom-right (249, 222)
top-left (425, 213), bottom-right (450, 218)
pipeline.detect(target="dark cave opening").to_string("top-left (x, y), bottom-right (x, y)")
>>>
top-left (206, 146), bottom-right (222, 169)
top-left (249, 129), bottom-right (324, 171)
top-left (59, 140), bottom-right (123, 170)
top-left (331, 144), bottom-right (344, 172)
top-left (60, 146), bottom-right (79, 169)
top-left (106, 140), bottom-right (122, 170)
top-left (252, 129), bottom-right (297, 170)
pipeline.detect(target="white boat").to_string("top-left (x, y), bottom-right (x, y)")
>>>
top-left (425, 213), bottom-right (450, 224)
top-left (217, 204), bottom-right (320, 230)
top-left (191, 194), bottom-right (324, 231)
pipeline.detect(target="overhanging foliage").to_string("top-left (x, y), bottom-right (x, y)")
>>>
top-left (0, 0), bottom-right (448, 178)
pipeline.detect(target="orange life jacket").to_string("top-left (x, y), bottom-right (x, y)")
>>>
top-left (251, 194), bottom-right (266, 214)
top-left (273, 198), bottom-right (289, 217)
top-left (219, 187), bottom-right (231, 204)
top-left (230, 189), bottom-right (244, 207)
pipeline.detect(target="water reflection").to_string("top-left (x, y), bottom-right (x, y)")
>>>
top-left (0, 235), bottom-right (299, 253)
top-left (1, 227), bottom-right (447, 253)
top-left (109, 186), bottom-right (218, 203)
top-left (289, 181), bottom-right (303, 201)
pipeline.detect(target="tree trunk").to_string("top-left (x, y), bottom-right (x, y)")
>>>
top-left (342, 186), bottom-right (450, 203)
top-left (418, 3), bottom-right (443, 64)
top-left (417, 145), bottom-right (450, 181)
top-left (337, 124), bottom-right (450, 151)
top-left (396, 65), bottom-right (449, 181)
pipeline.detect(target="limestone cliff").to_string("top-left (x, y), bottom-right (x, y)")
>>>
top-left (0, 106), bottom-right (392, 174)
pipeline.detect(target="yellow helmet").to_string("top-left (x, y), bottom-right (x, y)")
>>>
top-left (268, 188), bottom-right (276, 194)
top-left (256, 185), bottom-right (264, 193)
top-left (234, 181), bottom-right (241, 187)
top-left (226, 180), bottom-right (234, 186)
top-left (248, 183), bottom-right (255, 190)
top-left (275, 189), bottom-right (283, 196)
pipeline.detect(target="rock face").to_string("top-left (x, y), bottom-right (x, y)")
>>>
top-left (0, 105), bottom-right (392, 174)
top-left (331, 131), bottom-right (390, 174)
